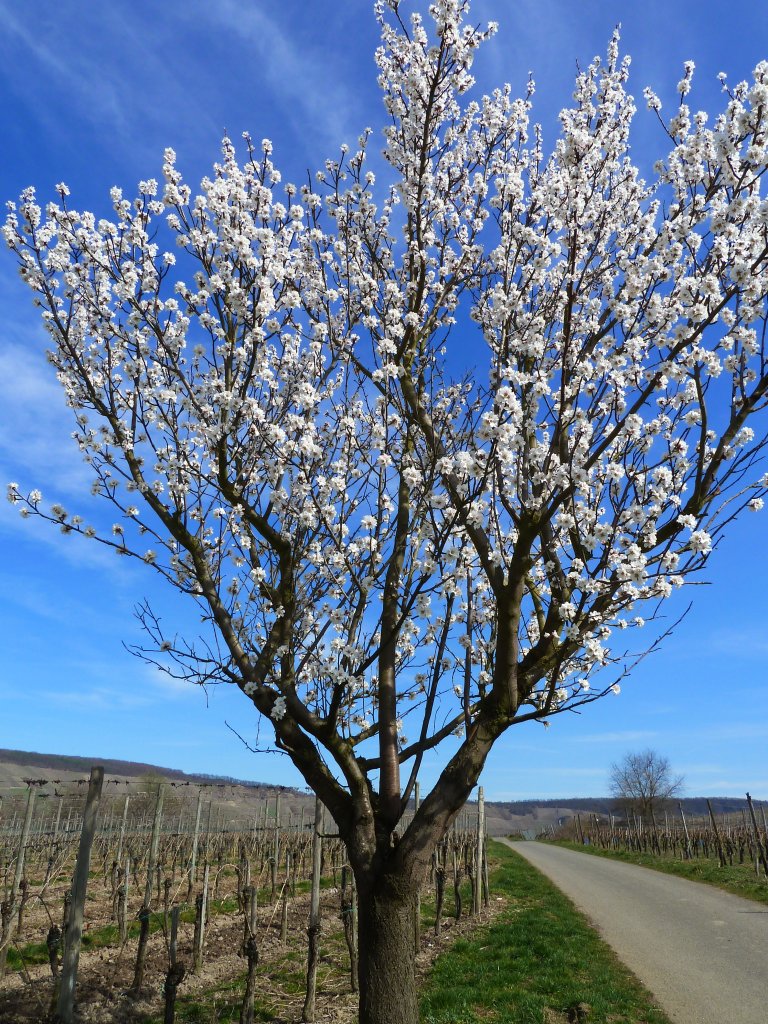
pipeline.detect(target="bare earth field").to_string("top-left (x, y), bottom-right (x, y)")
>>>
top-left (0, 866), bottom-right (505, 1024)
top-left (0, 752), bottom-right (502, 1024)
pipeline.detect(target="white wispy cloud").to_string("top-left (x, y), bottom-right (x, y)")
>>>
top-left (142, 663), bottom-right (201, 699)
top-left (531, 767), bottom-right (606, 778)
top-left (0, 498), bottom-right (137, 576)
top-left (0, 335), bottom-right (90, 494)
top-left (35, 661), bottom-right (205, 712)
top-left (40, 685), bottom-right (154, 711)
top-left (0, 571), bottom-right (109, 627)
top-left (700, 723), bottom-right (768, 741)
top-left (709, 627), bottom-right (768, 658)
top-left (572, 730), bottom-right (660, 744)
top-left (0, 1), bottom-right (221, 167)
top-left (0, 6), bottom-right (133, 143)
top-left (0, 331), bottom-right (145, 575)
top-left (200, 0), bottom-right (362, 153)
top-left (677, 762), bottom-right (723, 775)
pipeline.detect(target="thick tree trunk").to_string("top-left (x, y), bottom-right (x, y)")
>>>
top-left (356, 870), bottom-right (419, 1024)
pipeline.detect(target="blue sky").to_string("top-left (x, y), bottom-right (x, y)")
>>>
top-left (1, 0), bottom-right (767, 801)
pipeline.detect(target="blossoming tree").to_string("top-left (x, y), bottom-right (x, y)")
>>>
top-left (6, 2), bottom-right (768, 1020)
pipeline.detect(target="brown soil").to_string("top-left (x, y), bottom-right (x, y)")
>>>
top-left (0, 875), bottom-right (507, 1024)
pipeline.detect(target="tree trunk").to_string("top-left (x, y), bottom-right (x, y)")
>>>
top-left (356, 871), bottom-right (419, 1024)
top-left (301, 798), bottom-right (323, 1023)
top-left (56, 766), bottom-right (103, 1023)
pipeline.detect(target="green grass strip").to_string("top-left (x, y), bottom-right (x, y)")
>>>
top-left (550, 840), bottom-right (768, 906)
top-left (420, 840), bottom-right (672, 1024)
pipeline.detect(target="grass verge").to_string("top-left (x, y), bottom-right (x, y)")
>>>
top-left (420, 840), bottom-right (672, 1024)
top-left (549, 839), bottom-right (768, 906)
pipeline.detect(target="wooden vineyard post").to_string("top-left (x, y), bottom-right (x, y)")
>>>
top-left (193, 862), bottom-right (210, 975)
top-left (269, 854), bottom-right (278, 902)
top-left (679, 803), bottom-right (692, 860)
top-left (481, 822), bottom-right (489, 908)
top-left (163, 877), bottom-right (172, 935)
top-left (169, 901), bottom-right (180, 962)
top-left (301, 796), bottom-right (323, 1023)
top-left (16, 878), bottom-right (30, 938)
top-left (475, 786), bottom-right (487, 912)
top-left (131, 782), bottom-right (165, 994)
top-left (0, 782), bottom-right (37, 978)
top-left (240, 884), bottom-right (257, 954)
top-left (452, 842), bottom-right (462, 921)
top-left (55, 766), bottom-right (104, 1024)
top-left (706, 799), bottom-right (727, 868)
top-left (273, 792), bottom-right (282, 891)
top-left (146, 784), bottom-right (166, 907)
top-left (433, 851), bottom-right (445, 938)
top-left (46, 924), bottom-right (62, 979)
top-left (116, 794), bottom-right (130, 868)
top-left (120, 855), bottom-right (131, 945)
top-left (340, 864), bottom-right (358, 992)
top-left (746, 793), bottom-right (768, 877)
top-left (240, 884), bottom-right (259, 1024)
top-left (61, 891), bottom-right (72, 963)
top-left (280, 852), bottom-right (291, 942)
top-left (236, 842), bottom-right (250, 911)
top-left (116, 877), bottom-right (128, 947)
top-left (163, 905), bottom-right (185, 1024)
top-left (52, 795), bottom-right (63, 842)
top-left (188, 790), bottom-right (203, 897)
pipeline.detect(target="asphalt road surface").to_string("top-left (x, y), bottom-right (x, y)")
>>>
top-left (498, 839), bottom-right (767, 1024)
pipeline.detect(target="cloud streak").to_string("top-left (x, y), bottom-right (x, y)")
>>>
top-left (573, 730), bottom-right (660, 744)
top-left (0, 339), bottom-right (90, 494)
top-left (709, 627), bottom-right (768, 657)
top-left (40, 686), bottom-right (153, 711)
top-left (200, 0), bottom-right (363, 154)
top-left (0, 1), bottom-right (222, 167)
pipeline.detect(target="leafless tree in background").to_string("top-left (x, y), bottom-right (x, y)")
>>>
top-left (610, 750), bottom-right (684, 821)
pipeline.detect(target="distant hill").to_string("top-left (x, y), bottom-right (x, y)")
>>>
top-left (0, 747), bottom-right (300, 792)
top-left (491, 795), bottom-right (750, 819)
top-left (0, 748), bottom-right (311, 827)
top-left (0, 748), bottom-right (752, 835)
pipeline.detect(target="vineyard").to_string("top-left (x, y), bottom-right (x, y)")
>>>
top-left (0, 769), bottom-right (491, 1024)
top-left (552, 796), bottom-right (768, 887)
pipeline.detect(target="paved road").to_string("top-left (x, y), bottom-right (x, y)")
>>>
top-left (498, 840), bottom-right (767, 1024)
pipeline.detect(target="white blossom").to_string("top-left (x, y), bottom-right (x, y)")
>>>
top-left (271, 695), bottom-right (287, 721)
top-left (4, 0), bottom-right (768, 866)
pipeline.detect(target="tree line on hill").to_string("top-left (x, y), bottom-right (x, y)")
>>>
top-left (0, 749), bottom-right (750, 820)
